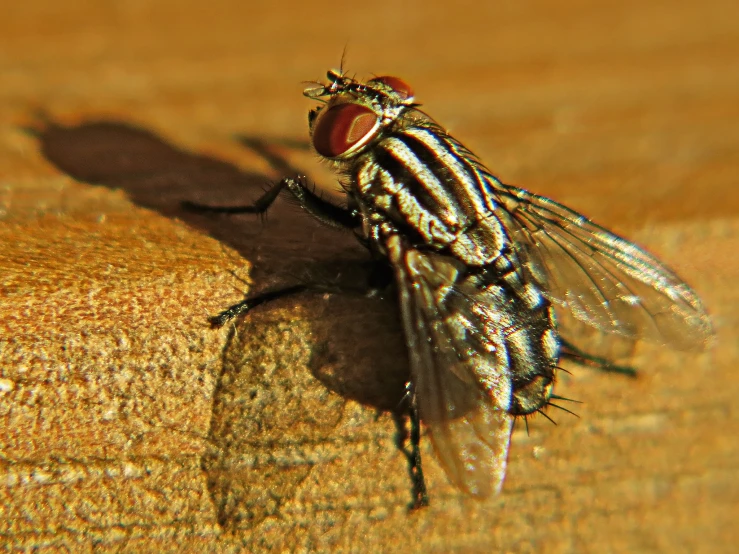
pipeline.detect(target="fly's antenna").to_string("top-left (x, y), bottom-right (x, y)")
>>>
top-left (339, 44), bottom-right (349, 75)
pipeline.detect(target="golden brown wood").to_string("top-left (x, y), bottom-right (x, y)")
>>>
top-left (1, 1), bottom-right (738, 552)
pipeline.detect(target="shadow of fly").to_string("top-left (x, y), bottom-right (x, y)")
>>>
top-left (185, 69), bottom-right (713, 508)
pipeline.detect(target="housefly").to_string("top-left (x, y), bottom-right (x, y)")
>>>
top-left (186, 69), bottom-right (713, 507)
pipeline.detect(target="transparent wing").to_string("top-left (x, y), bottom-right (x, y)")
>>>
top-left (393, 245), bottom-right (514, 498)
top-left (489, 180), bottom-right (713, 351)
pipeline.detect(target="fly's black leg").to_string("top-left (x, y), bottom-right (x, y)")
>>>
top-left (284, 177), bottom-right (360, 229)
top-left (210, 264), bottom-right (394, 328)
top-left (210, 274), bottom-right (384, 328)
top-left (185, 176), bottom-right (366, 326)
top-left (208, 284), bottom-right (310, 328)
top-left (183, 176), bottom-right (360, 230)
top-left (408, 383), bottom-right (429, 509)
top-left (393, 382), bottom-right (429, 510)
top-left (560, 338), bottom-right (637, 377)
top-left (182, 177), bottom-right (286, 215)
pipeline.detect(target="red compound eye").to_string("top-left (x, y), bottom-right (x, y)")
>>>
top-left (368, 76), bottom-right (414, 101)
top-left (312, 103), bottom-right (380, 158)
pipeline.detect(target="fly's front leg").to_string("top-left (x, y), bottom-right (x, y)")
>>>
top-left (183, 176), bottom-right (361, 229)
top-left (186, 177), bottom-right (365, 326)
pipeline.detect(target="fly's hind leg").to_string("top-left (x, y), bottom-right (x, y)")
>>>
top-left (407, 384), bottom-right (430, 509)
top-left (393, 382), bottom-right (429, 510)
top-left (560, 338), bottom-right (637, 377)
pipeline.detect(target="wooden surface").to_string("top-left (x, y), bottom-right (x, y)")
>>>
top-left (2, 1), bottom-right (738, 552)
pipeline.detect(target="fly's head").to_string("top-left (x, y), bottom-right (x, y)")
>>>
top-left (304, 69), bottom-right (416, 161)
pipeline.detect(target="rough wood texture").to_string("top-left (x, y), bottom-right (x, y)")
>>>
top-left (2, 1), bottom-right (738, 552)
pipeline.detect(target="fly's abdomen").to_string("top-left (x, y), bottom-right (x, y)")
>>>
top-left (491, 252), bottom-right (560, 416)
top-left (403, 242), bottom-right (560, 418)
top-left (465, 266), bottom-right (559, 417)
top-left (505, 306), bottom-right (559, 416)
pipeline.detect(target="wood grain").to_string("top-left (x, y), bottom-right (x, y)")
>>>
top-left (1, 0), bottom-right (738, 552)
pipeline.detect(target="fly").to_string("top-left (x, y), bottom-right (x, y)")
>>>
top-left (186, 69), bottom-right (714, 508)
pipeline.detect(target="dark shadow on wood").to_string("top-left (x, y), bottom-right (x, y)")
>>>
top-left (28, 114), bottom-right (411, 529)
